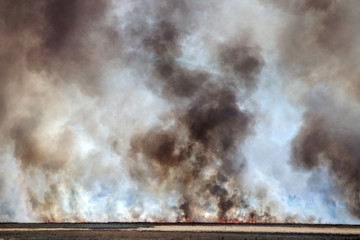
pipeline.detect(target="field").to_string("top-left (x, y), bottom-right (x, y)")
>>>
top-left (0, 223), bottom-right (359, 240)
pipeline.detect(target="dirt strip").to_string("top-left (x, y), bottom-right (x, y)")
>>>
top-left (138, 225), bottom-right (360, 235)
top-left (0, 228), bottom-right (89, 231)
top-left (1, 225), bottom-right (360, 235)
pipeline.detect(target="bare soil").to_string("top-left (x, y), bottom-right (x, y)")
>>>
top-left (140, 224), bottom-right (360, 235)
top-left (0, 223), bottom-right (359, 240)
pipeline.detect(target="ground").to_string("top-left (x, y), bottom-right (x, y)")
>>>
top-left (0, 223), bottom-right (359, 239)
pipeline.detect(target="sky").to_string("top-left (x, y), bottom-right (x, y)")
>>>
top-left (0, 0), bottom-right (360, 223)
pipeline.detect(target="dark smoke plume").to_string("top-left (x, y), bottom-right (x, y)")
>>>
top-left (0, 0), bottom-right (359, 223)
top-left (0, 0), bottom-right (122, 221)
top-left (267, 0), bottom-right (360, 220)
top-left (128, 13), bottom-right (265, 220)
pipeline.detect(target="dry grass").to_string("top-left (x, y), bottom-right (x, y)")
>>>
top-left (139, 224), bottom-right (360, 235)
top-left (0, 224), bottom-right (359, 239)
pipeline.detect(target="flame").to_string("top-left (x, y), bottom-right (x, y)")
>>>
top-left (141, 218), bottom-right (258, 224)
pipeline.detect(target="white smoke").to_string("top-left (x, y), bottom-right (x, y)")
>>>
top-left (0, 0), bottom-right (358, 223)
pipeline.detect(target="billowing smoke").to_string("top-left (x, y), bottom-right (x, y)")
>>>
top-left (0, 0), bottom-right (359, 223)
top-left (272, 0), bottom-right (360, 221)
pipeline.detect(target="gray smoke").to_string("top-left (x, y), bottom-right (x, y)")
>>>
top-left (0, 0), bottom-right (359, 223)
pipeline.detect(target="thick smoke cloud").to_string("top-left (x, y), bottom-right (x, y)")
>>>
top-left (0, 0), bottom-right (359, 223)
top-left (0, 0), bottom-right (121, 221)
top-left (267, 0), bottom-right (360, 220)
top-left (127, 7), bottom-right (265, 220)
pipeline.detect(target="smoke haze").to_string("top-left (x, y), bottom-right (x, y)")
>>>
top-left (0, 0), bottom-right (359, 223)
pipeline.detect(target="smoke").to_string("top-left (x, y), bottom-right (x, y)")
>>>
top-left (267, 0), bottom-right (360, 221)
top-left (126, 4), bottom-right (265, 221)
top-left (0, 0), bottom-right (359, 223)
